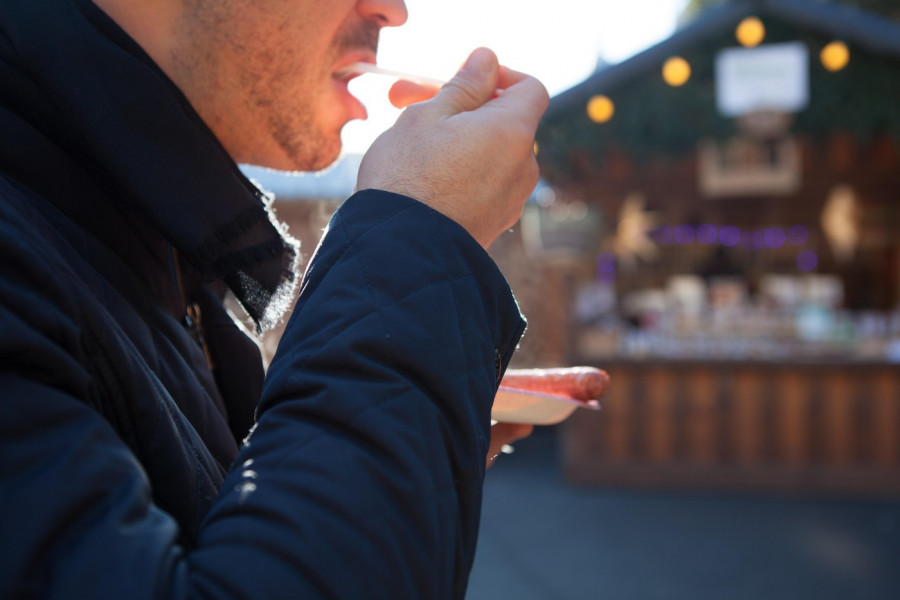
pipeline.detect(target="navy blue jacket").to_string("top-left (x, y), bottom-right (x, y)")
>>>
top-left (0, 1), bottom-right (526, 598)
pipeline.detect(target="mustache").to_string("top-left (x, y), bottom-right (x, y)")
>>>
top-left (336, 20), bottom-right (381, 55)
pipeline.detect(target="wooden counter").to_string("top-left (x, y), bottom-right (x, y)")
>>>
top-left (561, 360), bottom-right (900, 497)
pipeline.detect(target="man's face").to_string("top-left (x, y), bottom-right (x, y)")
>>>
top-left (171, 0), bottom-right (407, 171)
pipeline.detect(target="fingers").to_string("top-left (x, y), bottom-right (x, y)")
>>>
top-left (388, 80), bottom-right (441, 108)
top-left (431, 47), bottom-right (499, 116)
top-left (486, 422), bottom-right (534, 469)
top-left (491, 65), bottom-right (550, 131)
top-left (395, 49), bottom-right (547, 131)
top-left (357, 46), bottom-right (548, 249)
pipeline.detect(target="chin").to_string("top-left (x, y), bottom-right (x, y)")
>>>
top-left (281, 133), bottom-right (344, 173)
top-left (239, 145), bottom-right (342, 174)
top-left (303, 149), bottom-right (343, 173)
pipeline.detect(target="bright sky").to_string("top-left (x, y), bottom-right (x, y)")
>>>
top-left (341, 0), bottom-right (689, 155)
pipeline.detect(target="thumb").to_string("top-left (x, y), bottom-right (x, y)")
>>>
top-left (433, 48), bottom-right (499, 115)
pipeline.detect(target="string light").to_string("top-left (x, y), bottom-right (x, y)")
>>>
top-left (652, 224), bottom-right (809, 250)
top-left (586, 94), bottom-right (615, 123)
top-left (797, 250), bottom-right (818, 272)
top-left (735, 16), bottom-right (766, 47)
top-left (662, 56), bottom-right (691, 87)
top-left (821, 41), bottom-right (850, 72)
top-left (697, 225), bottom-right (718, 245)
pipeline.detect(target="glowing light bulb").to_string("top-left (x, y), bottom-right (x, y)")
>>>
top-left (736, 17), bottom-right (766, 47)
top-left (662, 56), bottom-right (691, 87)
top-left (586, 95), bottom-right (615, 123)
top-left (821, 41), bottom-right (850, 72)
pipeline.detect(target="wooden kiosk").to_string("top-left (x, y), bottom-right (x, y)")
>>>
top-left (529, 0), bottom-right (900, 497)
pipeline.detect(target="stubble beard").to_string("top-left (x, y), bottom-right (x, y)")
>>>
top-left (171, 4), bottom-right (382, 172)
top-left (264, 97), bottom-right (337, 172)
top-left (261, 22), bottom-right (382, 172)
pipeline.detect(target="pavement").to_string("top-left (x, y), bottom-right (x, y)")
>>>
top-left (466, 427), bottom-right (900, 600)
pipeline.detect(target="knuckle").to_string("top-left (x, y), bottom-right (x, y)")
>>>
top-left (396, 103), bottom-right (426, 124)
top-left (525, 76), bottom-right (550, 109)
top-left (526, 156), bottom-right (540, 179)
top-left (535, 81), bottom-right (550, 109)
top-left (445, 79), bottom-right (485, 108)
top-left (497, 122), bottom-right (535, 150)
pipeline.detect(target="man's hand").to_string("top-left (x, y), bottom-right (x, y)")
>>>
top-left (387, 79), bottom-right (441, 109)
top-left (486, 422), bottom-right (534, 469)
top-left (356, 47), bottom-right (549, 249)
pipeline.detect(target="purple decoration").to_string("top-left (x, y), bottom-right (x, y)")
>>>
top-left (764, 228), bottom-right (786, 249)
top-left (596, 252), bottom-right (617, 273)
top-left (697, 224), bottom-right (718, 245)
top-left (797, 250), bottom-right (818, 272)
top-left (719, 226), bottom-right (741, 247)
top-left (674, 225), bottom-right (695, 245)
top-left (752, 230), bottom-right (765, 249)
top-left (787, 225), bottom-right (808, 246)
top-left (655, 226), bottom-right (674, 245)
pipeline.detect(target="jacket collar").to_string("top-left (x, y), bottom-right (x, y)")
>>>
top-left (0, 0), bottom-right (298, 331)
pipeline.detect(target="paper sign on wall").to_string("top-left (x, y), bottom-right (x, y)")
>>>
top-left (716, 42), bottom-right (809, 117)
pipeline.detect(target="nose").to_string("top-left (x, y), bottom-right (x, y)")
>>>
top-left (357, 0), bottom-right (408, 28)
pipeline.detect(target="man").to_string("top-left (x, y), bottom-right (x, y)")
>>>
top-left (0, 0), bottom-right (547, 598)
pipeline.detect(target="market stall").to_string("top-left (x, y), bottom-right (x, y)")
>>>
top-left (527, 0), bottom-right (900, 495)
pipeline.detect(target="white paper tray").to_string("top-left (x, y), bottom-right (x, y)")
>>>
top-left (491, 387), bottom-right (600, 425)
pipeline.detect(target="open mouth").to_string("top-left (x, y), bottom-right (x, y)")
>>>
top-left (333, 53), bottom-right (377, 81)
top-left (331, 62), bottom-right (370, 122)
top-left (333, 67), bottom-right (363, 84)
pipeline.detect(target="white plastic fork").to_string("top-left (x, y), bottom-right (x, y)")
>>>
top-left (337, 62), bottom-right (445, 87)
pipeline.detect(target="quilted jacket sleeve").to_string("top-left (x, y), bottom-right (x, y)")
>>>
top-left (182, 190), bottom-right (527, 598)
top-left (0, 188), bottom-right (525, 599)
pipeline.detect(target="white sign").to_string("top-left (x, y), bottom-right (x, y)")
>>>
top-left (716, 42), bottom-right (809, 117)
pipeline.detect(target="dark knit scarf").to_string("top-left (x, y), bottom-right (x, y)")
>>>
top-left (0, 0), bottom-right (299, 331)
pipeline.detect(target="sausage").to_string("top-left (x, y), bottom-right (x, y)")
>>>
top-left (500, 366), bottom-right (610, 401)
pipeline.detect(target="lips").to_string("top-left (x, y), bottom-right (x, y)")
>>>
top-left (332, 77), bottom-right (367, 122)
top-left (332, 55), bottom-right (376, 122)
top-left (333, 66), bottom-right (362, 84)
